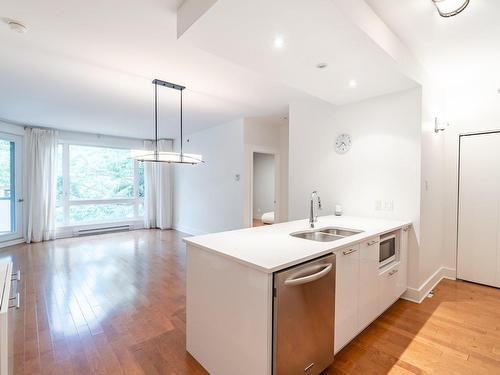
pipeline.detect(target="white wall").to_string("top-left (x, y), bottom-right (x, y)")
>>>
top-left (289, 89), bottom-right (421, 221)
top-left (243, 116), bottom-right (289, 226)
top-left (289, 88), bottom-right (423, 288)
top-left (252, 153), bottom-right (275, 219)
top-left (173, 119), bottom-right (245, 235)
top-left (442, 82), bottom-right (500, 273)
top-left (0, 121), bottom-right (25, 136)
top-left (417, 81), bottom-right (447, 289)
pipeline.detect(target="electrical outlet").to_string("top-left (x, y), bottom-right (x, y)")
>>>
top-left (384, 201), bottom-right (394, 211)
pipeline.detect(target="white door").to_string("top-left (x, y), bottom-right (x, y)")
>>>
top-left (457, 133), bottom-right (500, 287)
top-left (0, 133), bottom-right (22, 243)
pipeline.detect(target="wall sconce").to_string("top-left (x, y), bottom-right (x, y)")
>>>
top-left (435, 118), bottom-right (450, 133)
top-left (432, 0), bottom-right (470, 18)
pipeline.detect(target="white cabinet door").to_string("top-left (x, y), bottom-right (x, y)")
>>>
top-left (357, 237), bottom-right (380, 331)
top-left (378, 263), bottom-right (399, 314)
top-left (458, 133), bottom-right (500, 287)
top-left (396, 228), bottom-right (409, 297)
top-left (334, 244), bottom-right (359, 353)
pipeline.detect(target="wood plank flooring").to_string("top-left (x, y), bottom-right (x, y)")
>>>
top-left (2, 230), bottom-right (500, 374)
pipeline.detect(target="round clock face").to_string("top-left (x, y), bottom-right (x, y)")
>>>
top-left (335, 133), bottom-right (352, 154)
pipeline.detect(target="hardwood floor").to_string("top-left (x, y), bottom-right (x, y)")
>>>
top-left (253, 219), bottom-right (265, 227)
top-left (2, 230), bottom-right (500, 374)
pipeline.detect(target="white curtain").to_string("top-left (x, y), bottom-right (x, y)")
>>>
top-left (25, 128), bottom-right (58, 243)
top-left (143, 139), bottom-right (173, 229)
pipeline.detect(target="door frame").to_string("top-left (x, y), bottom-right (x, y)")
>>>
top-left (0, 132), bottom-right (23, 244)
top-left (456, 130), bottom-right (500, 282)
top-left (245, 146), bottom-right (281, 228)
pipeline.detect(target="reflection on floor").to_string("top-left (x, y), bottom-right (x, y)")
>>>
top-left (3, 231), bottom-right (500, 374)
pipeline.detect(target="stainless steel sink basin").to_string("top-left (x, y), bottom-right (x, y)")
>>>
top-left (291, 231), bottom-right (344, 242)
top-left (290, 227), bottom-right (363, 242)
top-left (318, 228), bottom-right (363, 237)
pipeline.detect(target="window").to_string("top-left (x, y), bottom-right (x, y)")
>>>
top-left (0, 138), bottom-right (15, 235)
top-left (56, 143), bottom-right (144, 226)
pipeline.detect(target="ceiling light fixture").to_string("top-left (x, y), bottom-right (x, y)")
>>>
top-left (348, 79), bottom-right (357, 88)
top-left (4, 19), bottom-right (27, 33)
top-left (432, 0), bottom-right (470, 17)
top-left (132, 79), bottom-right (203, 164)
top-left (273, 35), bottom-right (285, 49)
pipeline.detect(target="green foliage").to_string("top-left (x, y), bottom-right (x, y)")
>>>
top-left (0, 140), bottom-right (12, 198)
top-left (69, 145), bottom-right (134, 200)
top-left (56, 144), bottom-right (144, 224)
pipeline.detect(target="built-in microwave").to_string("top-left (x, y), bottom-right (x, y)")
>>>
top-left (379, 232), bottom-right (398, 268)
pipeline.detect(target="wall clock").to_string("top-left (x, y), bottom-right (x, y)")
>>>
top-left (335, 133), bottom-right (352, 154)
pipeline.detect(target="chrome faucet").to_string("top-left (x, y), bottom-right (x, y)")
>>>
top-left (309, 191), bottom-right (322, 228)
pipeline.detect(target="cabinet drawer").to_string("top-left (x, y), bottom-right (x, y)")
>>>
top-left (378, 263), bottom-right (400, 315)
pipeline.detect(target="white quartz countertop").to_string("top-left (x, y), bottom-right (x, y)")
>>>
top-left (184, 215), bottom-right (411, 273)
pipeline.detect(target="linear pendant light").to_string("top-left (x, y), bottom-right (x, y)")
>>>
top-left (432, 0), bottom-right (470, 17)
top-left (132, 79), bottom-right (203, 164)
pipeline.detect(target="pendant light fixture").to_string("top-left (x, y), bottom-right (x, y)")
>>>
top-left (132, 79), bottom-right (203, 164)
top-left (432, 0), bottom-right (469, 17)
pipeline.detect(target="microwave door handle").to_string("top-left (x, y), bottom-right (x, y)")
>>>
top-left (284, 264), bottom-right (333, 286)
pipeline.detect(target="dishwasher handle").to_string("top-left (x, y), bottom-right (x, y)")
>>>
top-left (284, 263), bottom-right (333, 286)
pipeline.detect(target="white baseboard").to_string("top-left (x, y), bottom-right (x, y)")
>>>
top-left (55, 220), bottom-right (144, 239)
top-left (0, 238), bottom-right (25, 249)
top-left (173, 224), bottom-right (208, 236)
top-left (402, 266), bottom-right (456, 303)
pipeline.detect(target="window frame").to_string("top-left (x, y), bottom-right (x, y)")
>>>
top-left (57, 141), bottom-right (144, 227)
top-left (0, 132), bottom-right (23, 243)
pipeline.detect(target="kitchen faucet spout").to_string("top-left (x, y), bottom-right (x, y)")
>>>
top-left (310, 191), bottom-right (322, 228)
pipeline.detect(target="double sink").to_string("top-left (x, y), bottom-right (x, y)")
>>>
top-left (290, 227), bottom-right (363, 242)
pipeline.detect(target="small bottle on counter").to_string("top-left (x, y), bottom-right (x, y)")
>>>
top-left (335, 204), bottom-right (343, 216)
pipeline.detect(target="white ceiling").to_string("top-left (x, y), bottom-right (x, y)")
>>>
top-left (0, 0), bottom-right (306, 139)
top-left (0, 0), bottom-right (423, 139)
top-left (365, 0), bottom-right (500, 86)
top-left (179, 0), bottom-right (418, 106)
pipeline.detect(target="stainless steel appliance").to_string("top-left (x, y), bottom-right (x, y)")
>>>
top-left (273, 253), bottom-right (335, 375)
top-left (379, 232), bottom-right (398, 268)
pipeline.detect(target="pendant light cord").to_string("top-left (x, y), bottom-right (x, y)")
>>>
top-left (180, 89), bottom-right (183, 160)
top-left (154, 82), bottom-right (158, 157)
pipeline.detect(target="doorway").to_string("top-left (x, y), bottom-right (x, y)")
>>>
top-left (252, 152), bottom-right (276, 227)
top-left (457, 131), bottom-right (500, 287)
top-left (0, 132), bottom-right (22, 243)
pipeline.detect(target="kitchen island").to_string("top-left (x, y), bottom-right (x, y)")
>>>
top-left (184, 215), bottom-right (411, 375)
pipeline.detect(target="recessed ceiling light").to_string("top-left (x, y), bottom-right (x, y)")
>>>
top-left (349, 79), bottom-right (357, 88)
top-left (4, 19), bottom-right (27, 33)
top-left (273, 35), bottom-right (285, 49)
top-left (316, 63), bottom-right (328, 69)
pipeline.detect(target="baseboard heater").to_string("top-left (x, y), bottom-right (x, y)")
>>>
top-left (74, 225), bottom-right (133, 237)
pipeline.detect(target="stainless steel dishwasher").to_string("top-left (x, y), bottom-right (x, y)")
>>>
top-left (273, 253), bottom-right (336, 375)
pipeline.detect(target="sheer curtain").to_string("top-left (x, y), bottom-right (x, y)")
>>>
top-left (25, 128), bottom-right (58, 243)
top-left (143, 139), bottom-right (173, 229)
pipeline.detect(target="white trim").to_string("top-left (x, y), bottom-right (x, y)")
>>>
top-left (0, 237), bottom-right (25, 249)
top-left (173, 224), bottom-right (208, 236)
top-left (0, 132), bottom-right (23, 242)
top-left (246, 146), bottom-right (281, 228)
top-left (401, 266), bottom-right (456, 303)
